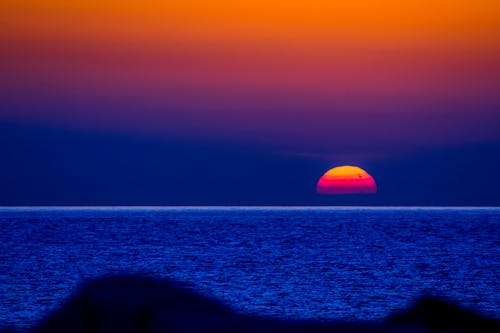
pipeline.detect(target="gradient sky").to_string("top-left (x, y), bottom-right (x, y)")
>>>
top-left (1, 1), bottom-right (500, 204)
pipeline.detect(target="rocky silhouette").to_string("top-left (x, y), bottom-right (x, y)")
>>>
top-left (2, 276), bottom-right (498, 333)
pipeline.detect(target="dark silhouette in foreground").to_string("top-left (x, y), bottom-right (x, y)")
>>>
top-left (7, 276), bottom-right (499, 333)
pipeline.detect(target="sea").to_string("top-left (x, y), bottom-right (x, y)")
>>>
top-left (0, 207), bottom-right (499, 330)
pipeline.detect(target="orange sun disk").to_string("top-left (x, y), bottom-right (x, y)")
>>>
top-left (317, 166), bottom-right (377, 195)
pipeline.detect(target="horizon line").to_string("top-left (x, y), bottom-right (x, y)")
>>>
top-left (1, 206), bottom-right (499, 210)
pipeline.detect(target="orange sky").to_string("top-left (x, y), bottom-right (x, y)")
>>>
top-left (1, 1), bottom-right (499, 147)
top-left (2, 1), bottom-right (498, 93)
top-left (2, 1), bottom-right (499, 43)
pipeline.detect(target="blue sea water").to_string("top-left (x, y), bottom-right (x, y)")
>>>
top-left (0, 207), bottom-right (499, 330)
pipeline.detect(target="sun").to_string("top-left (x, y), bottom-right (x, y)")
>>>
top-left (317, 165), bottom-right (377, 195)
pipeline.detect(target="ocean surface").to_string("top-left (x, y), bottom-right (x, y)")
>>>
top-left (0, 207), bottom-right (499, 330)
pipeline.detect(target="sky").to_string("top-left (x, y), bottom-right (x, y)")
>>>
top-left (1, 1), bottom-right (500, 205)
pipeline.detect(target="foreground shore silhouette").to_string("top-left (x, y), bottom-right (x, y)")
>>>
top-left (3, 275), bottom-right (498, 333)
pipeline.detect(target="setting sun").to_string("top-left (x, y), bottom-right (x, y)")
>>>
top-left (317, 166), bottom-right (377, 195)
